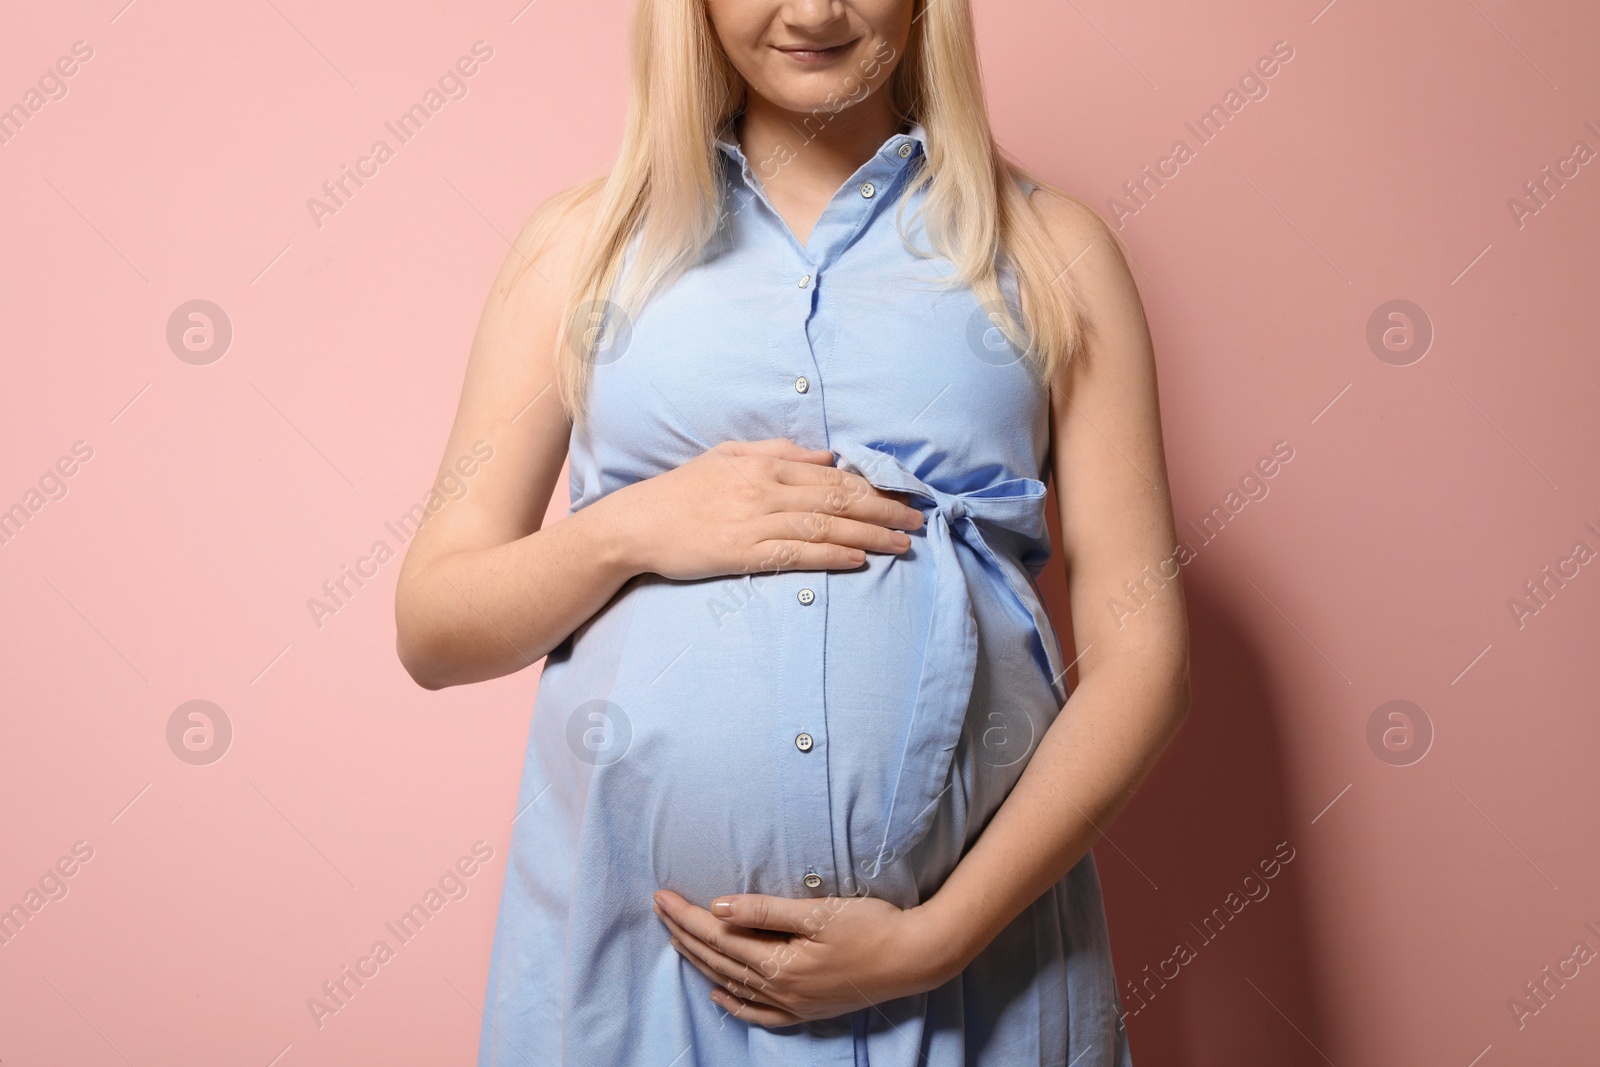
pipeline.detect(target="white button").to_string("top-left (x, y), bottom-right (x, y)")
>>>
top-left (795, 376), bottom-right (809, 394)
top-left (803, 872), bottom-right (823, 889)
top-left (798, 274), bottom-right (811, 288)
top-left (898, 143), bottom-right (912, 158)
top-left (795, 732), bottom-right (814, 752)
top-left (797, 588), bottom-right (815, 606)
top-left (859, 181), bottom-right (875, 199)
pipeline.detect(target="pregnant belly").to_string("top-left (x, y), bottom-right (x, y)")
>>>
top-left (534, 549), bottom-right (1060, 907)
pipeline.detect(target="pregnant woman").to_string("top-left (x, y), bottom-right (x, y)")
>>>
top-left (395, 1), bottom-right (1189, 1064)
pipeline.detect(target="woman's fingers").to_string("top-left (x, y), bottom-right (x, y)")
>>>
top-left (710, 988), bottom-right (805, 1029)
top-left (772, 484), bottom-right (925, 533)
top-left (758, 512), bottom-right (913, 556)
top-left (720, 438), bottom-right (836, 465)
top-left (770, 465), bottom-right (925, 530)
top-left (753, 540), bottom-right (866, 572)
top-left (768, 456), bottom-right (849, 485)
top-left (669, 937), bottom-right (786, 1010)
top-left (653, 890), bottom-right (814, 1028)
top-left (768, 459), bottom-right (915, 513)
top-left (708, 894), bottom-right (831, 936)
top-left (655, 905), bottom-right (783, 997)
top-left (634, 438), bottom-right (929, 581)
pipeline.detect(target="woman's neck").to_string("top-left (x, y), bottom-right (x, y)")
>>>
top-left (733, 95), bottom-right (906, 191)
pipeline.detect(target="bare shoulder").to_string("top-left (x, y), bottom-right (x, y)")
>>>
top-left (1024, 184), bottom-right (1115, 256)
top-left (487, 177), bottom-right (608, 307)
top-left (1023, 185), bottom-right (1143, 323)
top-left (460, 176), bottom-right (610, 426)
top-left (440, 177), bottom-right (610, 470)
top-left (1019, 183), bottom-right (1151, 391)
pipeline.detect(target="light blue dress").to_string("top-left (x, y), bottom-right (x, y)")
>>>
top-left (478, 118), bottom-right (1133, 1066)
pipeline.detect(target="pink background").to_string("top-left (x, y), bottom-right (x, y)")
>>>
top-left (2, 0), bottom-right (1597, 1063)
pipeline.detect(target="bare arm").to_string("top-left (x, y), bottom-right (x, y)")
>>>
top-left (395, 190), bottom-right (923, 691)
top-left (394, 190), bottom-right (629, 690)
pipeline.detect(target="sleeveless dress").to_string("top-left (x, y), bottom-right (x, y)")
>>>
top-left (477, 119), bottom-right (1134, 1067)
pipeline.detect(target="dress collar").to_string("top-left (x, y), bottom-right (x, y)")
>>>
top-left (711, 114), bottom-right (928, 266)
top-left (713, 115), bottom-right (927, 173)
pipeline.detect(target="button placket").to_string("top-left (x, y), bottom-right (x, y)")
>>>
top-left (781, 252), bottom-right (834, 909)
top-left (714, 119), bottom-right (925, 915)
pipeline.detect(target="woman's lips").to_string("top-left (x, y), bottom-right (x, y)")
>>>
top-left (773, 40), bottom-right (856, 65)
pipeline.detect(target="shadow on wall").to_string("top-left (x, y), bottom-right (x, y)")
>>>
top-left (1037, 515), bottom-right (1335, 1065)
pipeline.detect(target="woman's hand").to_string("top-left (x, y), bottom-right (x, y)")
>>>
top-left (612, 438), bottom-right (924, 580)
top-left (651, 888), bottom-right (958, 1027)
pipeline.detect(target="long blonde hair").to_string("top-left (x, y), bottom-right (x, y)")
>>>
top-left (519, 0), bottom-right (1129, 421)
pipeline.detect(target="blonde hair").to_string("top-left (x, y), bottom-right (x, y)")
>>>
top-left (518, 0), bottom-right (1131, 421)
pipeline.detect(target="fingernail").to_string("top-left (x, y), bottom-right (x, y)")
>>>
top-left (892, 533), bottom-right (911, 549)
top-left (847, 550), bottom-right (865, 564)
top-left (711, 899), bottom-right (733, 917)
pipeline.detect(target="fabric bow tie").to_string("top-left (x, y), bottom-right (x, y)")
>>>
top-left (833, 442), bottom-right (1068, 880)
